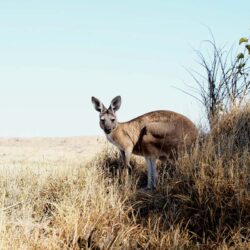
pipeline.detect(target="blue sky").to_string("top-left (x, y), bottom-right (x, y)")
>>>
top-left (0, 1), bottom-right (249, 136)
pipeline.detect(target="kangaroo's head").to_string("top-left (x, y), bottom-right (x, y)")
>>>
top-left (91, 96), bottom-right (121, 135)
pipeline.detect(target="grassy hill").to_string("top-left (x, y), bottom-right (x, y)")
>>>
top-left (0, 107), bottom-right (250, 249)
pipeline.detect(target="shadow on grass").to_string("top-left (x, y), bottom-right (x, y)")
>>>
top-left (96, 146), bottom-right (250, 247)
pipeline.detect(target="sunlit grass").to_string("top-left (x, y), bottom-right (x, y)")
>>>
top-left (0, 106), bottom-right (250, 249)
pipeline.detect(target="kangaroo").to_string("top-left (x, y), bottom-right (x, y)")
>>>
top-left (91, 96), bottom-right (198, 190)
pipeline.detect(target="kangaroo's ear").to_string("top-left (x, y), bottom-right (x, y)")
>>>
top-left (91, 96), bottom-right (105, 112)
top-left (109, 96), bottom-right (121, 112)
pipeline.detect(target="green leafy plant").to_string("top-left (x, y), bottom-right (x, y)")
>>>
top-left (239, 35), bottom-right (250, 54)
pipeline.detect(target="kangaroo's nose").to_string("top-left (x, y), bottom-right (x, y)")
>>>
top-left (104, 128), bottom-right (111, 134)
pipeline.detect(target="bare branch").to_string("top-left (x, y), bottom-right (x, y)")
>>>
top-left (186, 38), bottom-right (250, 128)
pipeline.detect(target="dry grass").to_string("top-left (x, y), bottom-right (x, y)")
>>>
top-left (0, 107), bottom-right (250, 249)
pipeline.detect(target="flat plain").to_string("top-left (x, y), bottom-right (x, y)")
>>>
top-left (0, 130), bottom-right (249, 249)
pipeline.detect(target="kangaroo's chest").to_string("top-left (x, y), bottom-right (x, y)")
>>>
top-left (106, 134), bottom-right (124, 151)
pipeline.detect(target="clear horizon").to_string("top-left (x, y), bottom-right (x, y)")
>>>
top-left (0, 1), bottom-right (249, 136)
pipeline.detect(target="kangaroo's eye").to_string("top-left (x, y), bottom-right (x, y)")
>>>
top-left (111, 118), bottom-right (116, 122)
top-left (100, 117), bottom-right (105, 122)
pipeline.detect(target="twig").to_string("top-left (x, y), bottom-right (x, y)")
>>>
top-left (1, 200), bottom-right (30, 212)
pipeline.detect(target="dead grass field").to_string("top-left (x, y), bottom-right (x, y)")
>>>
top-left (0, 106), bottom-right (250, 249)
top-left (0, 137), bottom-right (108, 249)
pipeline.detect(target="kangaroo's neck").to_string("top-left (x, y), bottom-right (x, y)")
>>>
top-left (115, 120), bottom-right (142, 146)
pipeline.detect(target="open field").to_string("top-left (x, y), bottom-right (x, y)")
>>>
top-left (0, 121), bottom-right (249, 249)
top-left (0, 136), bottom-right (106, 164)
top-left (0, 137), bottom-right (108, 249)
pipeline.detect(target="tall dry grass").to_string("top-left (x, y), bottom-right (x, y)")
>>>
top-left (0, 106), bottom-right (250, 249)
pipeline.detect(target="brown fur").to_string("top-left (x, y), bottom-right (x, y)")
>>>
top-left (109, 110), bottom-right (198, 159)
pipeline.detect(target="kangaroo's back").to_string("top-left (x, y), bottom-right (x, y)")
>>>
top-left (124, 110), bottom-right (198, 158)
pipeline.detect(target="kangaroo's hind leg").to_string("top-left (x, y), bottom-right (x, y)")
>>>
top-left (146, 158), bottom-right (158, 190)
